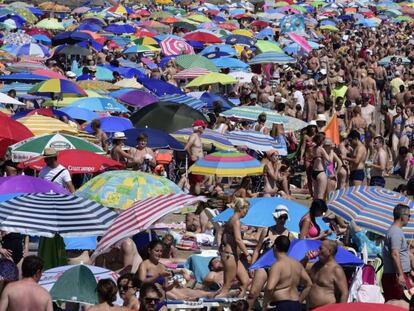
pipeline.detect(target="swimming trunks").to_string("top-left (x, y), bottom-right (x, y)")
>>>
top-left (349, 169), bottom-right (365, 183)
top-left (268, 300), bottom-right (302, 311)
top-left (370, 176), bottom-right (386, 187)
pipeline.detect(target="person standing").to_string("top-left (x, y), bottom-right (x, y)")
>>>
top-left (185, 120), bottom-right (206, 194)
top-left (343, 130), bottom-right (367, 186)
top-left (0, 256), bottom-right (53, 311)
top-left (368, 136), bottom-right (388, 187)
top-left (264, 236), bottom-right (312, 311)
top-left (382, 204), bottom-right (412, 301)
top-left (39, 148), bottom-right (75, 193)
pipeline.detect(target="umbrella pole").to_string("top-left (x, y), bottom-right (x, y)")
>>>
top-left (185, 154), bottom-right (188, 178)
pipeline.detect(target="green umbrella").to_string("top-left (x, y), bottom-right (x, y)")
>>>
top-left (310, 1), bottom-right (327, 8)
top-left (8, 133), bottom-right (104, 162)
top-left (16, 8), bottom-right (38, 24)
top-left (274, 1), bottom-right (289, 6)
top-left (176, 54), bottom-right (219, 72)
top-left (173, 21), bottom-right (197, 31)
top-left (50, 265), bottom-right (98, 305)
top-left (395, 15), bottom-right (413, 22)
top-left (39, 236), bottom-right (67, 270)
top-left (151, 11), bottom-right (172, 20)
top-left (256, 40), bottom-right (284, 53)
top-left (36, 18), bottom-right (65, 30)
top-left (290, 4), bottom-right (307, 13)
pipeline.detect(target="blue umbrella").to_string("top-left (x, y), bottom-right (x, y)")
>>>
top-left (0, 193), bottom-right (22, 203)
top-left (85, 116), bottom-right (133, 134)
top-left (32, 34), bottom-right (51, 45)
top-left (255, 27), bottom-right (274, 40)
top-left (105, 24), bottom-right (135, 34)
top-left (225, 34), bottom-right (256, 46)
top-left (78, 41), bottom-right (103, 52)
top-left (0, 73), bottom-right (48, 82)
top-left (0, 82), bottom-right (33, 94)
top-left (200, 92), bottom-right (234, 111)
top-left (158, 94), bottom-right (205, 110)
top-left (28, 7), bottom-right (43, 17)
top-left (138, 76), bottom-right (184, 97)
top-left (52, 31), bottom-right (94, 46)
top-left (211, 57), bottom-right (249, 70)
top-left (0, 15), bottom-right (25, 28)
top-left (59, 107), bottom-right (99, 122)
top-left (68, 97), bottom-right (128, 113)
top-left (250, 239), bottom-right (363, 270)
top-left (12, 109), bottom-right (70, 120)
top-left (123, 128), bottom-right (184, 150)
top-left (107, 88), bottom-right (136, 98)
top-left (101, 65), bottom-right (144, 79)
top-left (186, 40), bottom-right (205, 50)
top-left (63, 236), bottom-right (97, 250)
top-left (76, 23), bottom-right (101, 32)
top-left (249, 52), bottom-right (296, 65)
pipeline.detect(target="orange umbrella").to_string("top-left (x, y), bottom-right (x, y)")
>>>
top-left (79, 30), bottom-right (102, 40)
top-left (39, 2), bottom-right (70, 12)
top-left (161, 16), bottom-right (181, 23)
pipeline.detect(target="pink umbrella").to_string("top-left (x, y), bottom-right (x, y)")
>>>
top-left (173, 67), bottom-right (211, 79)
top-left (287, 32), bottom-right (312, 53)
top-left (160, 37), bottom-right (194, 56)
top-left (32, 69), bottom-right (67, 80)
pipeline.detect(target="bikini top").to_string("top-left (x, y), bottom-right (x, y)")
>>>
top-left (300, 216), bottom-right (319, 238)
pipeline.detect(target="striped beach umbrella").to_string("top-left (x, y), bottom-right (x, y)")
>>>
top-left (173, 67), bottom-right (211, 79)
top-left (189, 151), bottom-right (263, 177)
top-left (160, 37), bottom-right (194, 56)
top-left (173, 128), bottom-right (235, 151)
top-left (227, 130), bottom-right (287, 155)
top-left (248, 52), bottom-right (296, 65)
top-left (159, 94), bottom-right (205, 110)
top-left (8, 133), bottom-right (104, 162)
top-left (29, 79), bottom-right (88, 97)
top-left (13, 43), bottom-right (50, 58)
top-left (0, 193), bottom-right (117, 237)
top-left (92, 194), bottom-right (206, 257)
top-left (76, 171), bottom-right (183, 209)
top-left (328, 186), bottom-right (414, 237)
top-left (17, 114), bottom-right (78, 137)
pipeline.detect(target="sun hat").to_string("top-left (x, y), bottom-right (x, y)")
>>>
top-left (316, 114), bottom-right (327, 122)
top-left (43, 148), bottom-right (58, 158)
top-left (65, 71), bottom-right (76, 78)
top-left (272, 205), bottom-right (289, 219)
top-left (113, 132), bottom-right (126, 140)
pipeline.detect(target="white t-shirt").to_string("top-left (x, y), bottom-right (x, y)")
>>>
top-left (39, 164), bottom-right (72, 187)
top-left (293, 90), bottom-right (305, 109)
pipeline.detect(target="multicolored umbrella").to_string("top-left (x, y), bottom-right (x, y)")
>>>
top-left (0, 193), bottom-right (116, 237)
top-left (93, 194), bottom-right (206, 257)
top-left (328, 186), bottom-right (414, 236)
top-left (173, 67), bottom-right (211, 79)
top-left (17, 114), bottom-right (78, 136)
top-left (29, 79), bottom-right (88, 97)
top-left (160, 37), bottom-right (194, 56)
top-left (8, 133), bottom-right (104, 162)
top-left (249, 52), bottom-right (296, 65)
top-left (189, 151), bottom-right (263, 177)
top-left (186, 72), bottom-right (238, 87)
top-left (76, 171), bottom-right (183, 209)
top-left (227, 130), bottom-right (287, 154)
top-left (173, 128), bottom-right (235, 151)
top-left (13, 43), bottom-right (50, 58)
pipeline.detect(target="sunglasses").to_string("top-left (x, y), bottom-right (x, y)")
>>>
top-left (118, 285), bottom-right (134, 291)
top-left (278, 215), bottom-right (288, 220)
top-left (144, 297), bottom-right (160, 304)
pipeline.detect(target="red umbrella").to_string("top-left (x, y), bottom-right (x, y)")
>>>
top-left (134, 30), bottom-right (156, 37)
top-left (160, 37), bottom-right (194, 56)
top-left (20, 149), bottom-right (124, 174)
top-left (219, 23), bottom-right (239, 31)
top-left (0, 114), bottom-right (34, 158)
top-left (251, 20), bottom-right (269, 29)
top-left (183, 32), bottom-right (222, 44)
top-left (26, 29), bottom-right (51, 37)
top-left (314, 303), bottom-right (406, 311)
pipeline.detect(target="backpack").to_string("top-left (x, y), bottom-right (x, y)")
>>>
top-left (348, 264), bottom-right (385, 303)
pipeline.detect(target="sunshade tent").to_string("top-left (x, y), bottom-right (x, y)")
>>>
top-left (328, 186), bottom-right (414, 236)
top-left (0, 175), bottom-right (69, 195)
top-left (8, 133), bottom-right (104, 162)
top-left (50, 265), bottom-right (98, 305)
top-left (124, 128), bottom-right (184, 150)
top-left (21, 149), bottom-right (124, 174)
top-left (189, 151), bottom-right (264, 177)
top-left (186, 72), bottom-right (238, 87)
top-left (175, 54), bottom-right (219, 72)
top-left (173, 128), bottom-right (235, 151)
top-left (0, 192), bottom-right (116, 237)
top-left (93, 194), bottom-right (206, 257)
top-left (17, 114), bottom-right (78, 136)
top-left (29, 79), bottom-right (88, 97)
top-left (130, 101), bottom-right (208, 133)
top-left (76, 171), bottom-right (183, 209)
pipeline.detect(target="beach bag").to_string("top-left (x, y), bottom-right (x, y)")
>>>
top-left (348, 264), bottom-right (384, 303)
top-left (176, 235), bottom-right (200, 251)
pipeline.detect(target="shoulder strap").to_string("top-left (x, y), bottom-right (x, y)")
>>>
top-left (51, 169), bottom-right (66, 182)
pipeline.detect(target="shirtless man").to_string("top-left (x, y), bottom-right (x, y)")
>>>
top-left (343, 130), bottom-right (367, 186)
top-left (308, 52), bottom-right (320, 73)
top-left (374, 64), bottom-right (387, 104)
top-left (368, 136), bottom-right (388, 187)
top-left (264, 236), bottom-right (312, 311)
top-left (130, 133), bottom-right (156, 172)
top-left (185, 120), bottom-right (206, 194)
top-left (348, 106), bottom-right (367, 137)
top-left (0, 256), bottom-right (53, 311)
top-left (254, 113), bottom-right (270, 135)
top-left (361, 69), bottom-right (377, 106)
top-left (302, 240), bottom-right (348, 309)
top-left (203, 257), bottom-right (227, 291)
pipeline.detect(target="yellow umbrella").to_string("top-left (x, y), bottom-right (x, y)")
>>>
top-left (186, 72), bottom-right (238, 88)
top-left (155, 0), bottom-right (173, 4)
top-left (320, 25), bottom-right (339, 32)
top-left (114, 79), bottom-right (143, 89)
top-left (76, 80), bottom-right (120, 92)
top-left (18, 114), bottom-right (78, 136)
top-left (232, 29), bottom-right (253, 38)
top-left (186, 14), bottom-right (212, 23)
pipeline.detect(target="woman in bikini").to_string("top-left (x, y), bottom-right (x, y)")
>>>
top-left (391, 104), bottom-right (405, 161)
top-left (300, 124), bottom-right (318, 197)
top-left (299, 199), bottom-right (331, 240)
top-left (216, 198), bottom-right (251, 298)
top-left (247, 205), bottom-right (293, 310)
top-left (311, 133), bottom-right (330, 200)
top-left (323, 139), bottom-right (343, 195)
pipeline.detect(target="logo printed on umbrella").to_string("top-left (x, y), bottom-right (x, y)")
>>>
top-left (50, 141), bottom-right (71, 150)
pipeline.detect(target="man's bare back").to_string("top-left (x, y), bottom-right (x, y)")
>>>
top-left (0, 279), bottom-right (53, 311)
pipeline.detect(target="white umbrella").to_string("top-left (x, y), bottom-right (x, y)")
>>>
top-left (0, 92), bottom-right (25, 105)
top-left (228, 71), bottom-right (256, 83)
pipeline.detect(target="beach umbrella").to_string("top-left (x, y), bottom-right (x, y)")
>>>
top-left (84, 116), bottom-right (133, 134)
top-left (200, 44), bottom-right (236, 57)
top-left (0, 192), bottom-right (116, 237)
top-left (8, 133), bottom-right (104, 162)
top-left (183, 31), bottom-right (222, 43)
top-left (173, 128), bottom-right (235, 151)
top-left (225, 34), bottom-right (256, 46)
top-left (67, 97), bottom-right (128, 113)
top-left (76, 171), bottom-right (183, 209)
top-left (13, 43), bottom-right (49, 57)
top-left (0, 113), bottom-right (33, 157)
top-left (138, 76), bottom-right (183, 96)
top-left (130, 101), bottom-right (208, 133)
top-left (55, 45), bottom-right (91, 56)
top-left (287, 32), bottom-right (312, 53)
top-left (159, 94), bottom-right (205, 110)
top-left (117, 90), bottom-right (158, 108)
top-left (211, 57), bottom-right (249, 70)
top-left (105, 23), bottom-right (135, 34)
top-left (93, 194), bottom-right (206, 257)
top-left (36, 18), bottom-right (64, 30)
top-left (378, 55), bottom-right (410, 66)
top-left (58, 107), bottom-right (99, 122)
top-left (227, 130), bottom-right (287, 154)
top-left (29, 79), bottom-right (88, 97)
top-left (0, 175), bottom-right (69, 195)
top-left (249, 52), bottom-right (296, 65)
top-left (176, 54), bottom-right (219, 72)
top-left (250, 239), bottom-right (363, 270)
top-left (256, 40), bottom-right (284, 53)
top-left (189, 150), bottom-right (263, 177)
top-left (39, 2), bottom-right (70, 12)
top-left (31, 69), bottom-right (67, 80)
top-left (17, 114), bottom-right (78, 136)
top-left (328, 186), bottom-right (414, 237)
top-left (0, 73), bottom-right (47, 82)
top-left (319, 25), bottom-right (339, 31)
top-left (49, 265), bottom-right (97, 304)
top-left (124, 128), bottom-right (183, 150)
top-left (21, 149), bottom-right (124, 174)
top-left (313, 303), bottom-right (406, 311)
top-left (228, 71), bottom-right (256, 83)
top-left (173, 67), bottom-right (211, 79)
top-left (186, 72), bottom-right (238, 87)
top-left (160, 37), bottom-right (194, 56)
top-left (122, 45), bottom-right (153, 54)
top-left (51, 31), bottom-right (94, 46)
top-left (76, 80), bottom-right (120, 92)
top-left (15, 8), bottom-right (38, 24)
top-left (0, 92), bottom-right (25, 105)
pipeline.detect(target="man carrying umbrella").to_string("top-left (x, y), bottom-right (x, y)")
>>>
top-left (39, 148), bottom-right (75, 193)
